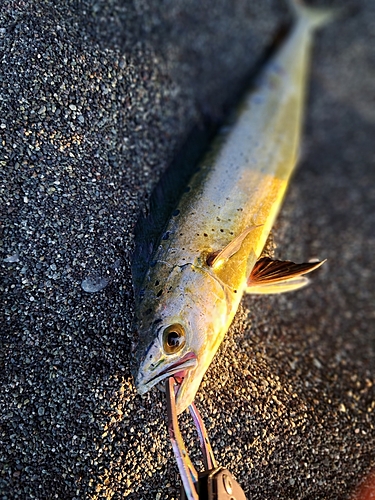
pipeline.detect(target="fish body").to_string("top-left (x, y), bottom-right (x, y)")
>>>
top-left (132, 2), bottom-right (330, 414)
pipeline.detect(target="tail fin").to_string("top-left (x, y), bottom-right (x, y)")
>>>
top-left (289, 0), bottom-right (337, 30)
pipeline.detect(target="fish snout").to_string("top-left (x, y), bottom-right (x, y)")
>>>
top-left (134, 338), bottom-right (166, 393)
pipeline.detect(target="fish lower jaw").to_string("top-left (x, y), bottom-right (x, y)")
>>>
top-left (174, 376), bottom-right (197, 415)
top-left (136, 354), bottom-right (198, 396)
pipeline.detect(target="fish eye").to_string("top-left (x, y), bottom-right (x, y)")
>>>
top-left (162, 324), bottom-right (186, 355)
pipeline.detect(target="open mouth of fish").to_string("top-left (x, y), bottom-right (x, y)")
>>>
top-left (144, 352), bottom-right (198, 395)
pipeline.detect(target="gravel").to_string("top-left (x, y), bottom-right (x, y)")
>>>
top-left (1, 0), bottom-right (374, 499)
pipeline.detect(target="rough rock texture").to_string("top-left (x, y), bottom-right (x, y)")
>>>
top-left (1, 0), bottom-right (374, 499)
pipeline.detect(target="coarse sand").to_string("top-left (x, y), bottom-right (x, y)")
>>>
top-left (1, 0), bottom-right (375, 498)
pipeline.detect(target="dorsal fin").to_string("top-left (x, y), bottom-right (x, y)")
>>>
top-left (207, 226), bottom-right (261, 269)
top-left (246, 257), bottom-right (326, 294)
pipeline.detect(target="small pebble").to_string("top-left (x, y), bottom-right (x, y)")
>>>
top-left (81, 276), bottom-right (109, 293)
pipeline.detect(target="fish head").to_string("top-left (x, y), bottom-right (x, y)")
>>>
top-left (132, 262), bottom-right (230, 414)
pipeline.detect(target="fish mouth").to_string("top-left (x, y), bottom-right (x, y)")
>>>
top-left (138, 352), bottom-right (198, 395)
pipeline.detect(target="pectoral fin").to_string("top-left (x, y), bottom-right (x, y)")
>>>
top-left (246, 257), bottom-right (326, 294)
top-left (207, 226), bottom-right (261, 269)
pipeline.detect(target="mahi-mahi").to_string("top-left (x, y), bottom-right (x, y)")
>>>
top-left (132, 1), bottom-right (331, 415)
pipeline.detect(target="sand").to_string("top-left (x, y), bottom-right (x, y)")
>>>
top-left (1, 0), bottom-right (374, 498)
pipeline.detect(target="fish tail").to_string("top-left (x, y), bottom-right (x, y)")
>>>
top-left (289, 0), bottom-right (337, 30)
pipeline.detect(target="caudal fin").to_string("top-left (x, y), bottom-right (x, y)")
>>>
top-left (289, 0), bottom-right (337, 30)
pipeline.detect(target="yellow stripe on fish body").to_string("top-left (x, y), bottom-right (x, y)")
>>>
top-left (133, 2), bottom-right (330, 415)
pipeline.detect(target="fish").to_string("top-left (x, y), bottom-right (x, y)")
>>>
top-left (131, 1), bottom-right (332, 415)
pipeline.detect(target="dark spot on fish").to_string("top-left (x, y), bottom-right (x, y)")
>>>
top-left (237, 208), bottom-right (243, 211)
top-left (230, 232), bottom-right (234, 235)
top-left (172, 209), bottom-right (180, 216)
top-left (217, 217), bottom-right (221, 221)
top-left (155, 280), bottom-right (160, 286)
top-left (196, 233), bottom-right (199, 236)
top-left (156, 289), bottom-right (163, 298)
top-left (234, 290), bottom-right (238, 293)
top-left (204, 233), bottom-right (208, 237)
top-left (182, 248), bottom-right (185, 251)
top-left (220, 229), bottom-right (224, 232)
top-left (211, 228), bottom-right (215, 231)
top-left (180, 233), bottom-right (183, 236)
top-left (152, 318), bottom-right (162, 326)
top-left (162, 232), bottom-right (170, 240)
